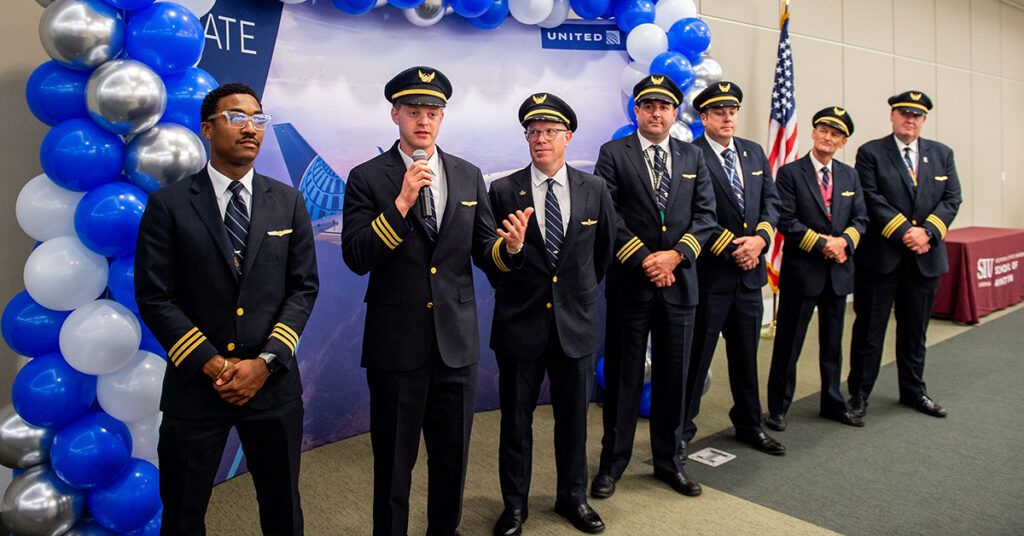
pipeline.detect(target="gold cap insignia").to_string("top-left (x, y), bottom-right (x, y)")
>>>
top-left (418, 70), bottom-right (436, 83)
top-left (719, 83), bottom-right (731, 92)
top-left (532, 94), bottom-right (547, 104)
top-left (651, 75), bottom-right (664, 85)
top-left (910, 92), bottom-right (921, 101)
top-left (833, 107), bottom-right (846, 116)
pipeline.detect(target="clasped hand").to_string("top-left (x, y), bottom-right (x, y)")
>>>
top-left (205, 356), bottom-right (270, 406)
top-left (902, 226), bottom-right (931, 255)
top-left (731, 235), bottom-right (766, 271)
top-left (642, 251), bottom-right (681, 287)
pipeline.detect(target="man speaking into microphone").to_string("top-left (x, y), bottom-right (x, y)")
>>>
top-left (342, 66), bottom-right (532, 536)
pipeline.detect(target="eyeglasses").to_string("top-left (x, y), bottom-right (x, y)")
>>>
top-left (206, 111), bottom-right (273, 130)
top-left (525, 128), bottom-right (569, 141)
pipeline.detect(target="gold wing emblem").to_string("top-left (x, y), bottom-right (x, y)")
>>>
top-left (841, 191), bottom-right (855, 197)
top-left (910, 92), bottom-right (922, 101)
top-left (833, 107), bottom-right (846, 116)
top-left (718, 82), bottom-right (731, 92)
top-left (460, 201), bottom-right (478, 206)
top-left (267, 229), bottom-right (294, 237)
top-left (581, 219), bottom-right (598, 226)
top-left (650, 75), bottom-right (664, 85)
top-left (418, 70), bottom-right (436, 83)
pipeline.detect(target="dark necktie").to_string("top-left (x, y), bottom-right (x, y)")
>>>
top-left (821, 166), bottom-right (832, 221)
top-left (903, 147), bottom-right (917, 187)
top-left (722, 148), bottom-right (744, 213)
top-left (544, 178), bottom-right (563, 269)
top-left (653, 145), bottom-right (670, 212)
top-left (422, 180), bottom-right (438, 240)
top-left (225, 181), bottom-right (249, 274)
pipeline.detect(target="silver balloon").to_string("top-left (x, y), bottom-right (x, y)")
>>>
top-left (669, 121), bottom-right (693, 143)
top-left (124, 123), bottom-right (207, 194)
top-left (87, 60), bottom-right (167, 135)
top-left (0, 464), bottom-right (86, 536)
top-left (38, 0), bottom-right (125, 71)
top-left (0, 405), bottom-right (54, 470)
top-left (676, 108), bottom-right (698, 126)
top-left (692, 56), bottom-right (723, 86)
top-left (404, 0), bottom-right (446, 26)
top-left (36, 0), bottom-right (56, 6)
top-left (681, 84), bottom-right (705, 116)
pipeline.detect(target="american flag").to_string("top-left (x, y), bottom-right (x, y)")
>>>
top-left (765, 9), bottom-right (797, 292)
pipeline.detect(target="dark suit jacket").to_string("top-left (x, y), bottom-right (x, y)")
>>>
top-left (594, 132), bottom-right (717, 306)
top-left (854, 135), bottom-right (962, 278)
top-left (135, 169), bottom-right (319, 418)
top-left (693, 135), bottom-right (781, 292)
top-left (776, 155), bottom-right (868, 296)
top-left (342, 142), bottom-right (515, 371)
top-left (485, 165), bottom-right (615, 360)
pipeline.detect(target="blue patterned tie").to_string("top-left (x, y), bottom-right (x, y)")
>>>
top-left (903, 147), bottom-right (917, 188)
top-left (722, 148), bottom-right (744, 213)
top-left (653, 145), bottom-right (670, 212)
top-left (544, 178), bottom-right (563, 269)
top-left (821, 166), bottom-right (832, 220)
top-left (422, 183), bottom-right (438, 240)
top-left (225, 181), bottom-right (249, 274)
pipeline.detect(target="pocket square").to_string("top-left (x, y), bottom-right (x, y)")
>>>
top-left (681, 173), bottom-right (696, 179)
top-left (581, 219), bottom-right (598, 226)
top-left (934, 176), bottom-right (948, 181)
top-left (841, 191), bottom-right (855, 197)
top-left (461, 201), bottom-right (478, 206)
top-left (267, 229), bottom-right (293, 236)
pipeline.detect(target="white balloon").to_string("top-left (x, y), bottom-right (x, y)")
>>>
top-left (626, 23), bottom-right (669, 68)
top-left (98, 350), bottom-right (165, 423)
top-left (156, 0), bottom-right (216, 16)
top-left (127, 413), bottom-right (161, 461)
top-left (653, 0), bottom-right (697, 32)
top-left (537, 0), bottom-right (569, 28)
top-left (24, 235), bottom-right (108, 311)
top-left (403, 0), bottom-right (446, 26)
top-left (60, 299), bottom-right (141, 375)
top-left (508, 0), bottom-right (553, 25)
top-left (15, 173), bottom-right (86, 242)
top-left (620, 61), bottom-right (648, 96)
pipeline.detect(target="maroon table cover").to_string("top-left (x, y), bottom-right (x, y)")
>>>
top-left (933, 226), bottom-right (1024, 323)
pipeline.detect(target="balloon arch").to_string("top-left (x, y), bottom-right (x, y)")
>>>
top-left (1, 0), bottom-right (723, 534)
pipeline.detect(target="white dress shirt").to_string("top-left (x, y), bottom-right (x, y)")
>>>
top-left (637, 135), bottom-right (673, 191)
top-left (530, 163), bottom-right (570, 237)
top-left (893, 135), bottom-right (919, 175)
top-left (705, 136), bottom-right (744, 186)
top-left (208, 163), bottom-right (253, 219)
top-left (399, 147), bottom-right (448, 228)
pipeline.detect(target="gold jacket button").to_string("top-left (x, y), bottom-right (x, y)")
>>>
top-left (662, 226), bottom-right (667, 232)
top-left (427, 302), bottom-right (434, 309)
top-left (546, 302), bottom-right (552, 309)
top-left (430, 267), bottom-right (437, 274)
top-left (227, 343), bottom-right (236, 351)
top-left (236, 308), bottom-right (244, 317)
top-left (743, 223), bottom-right (748, 229)
top-left (912, 220), bottom-right (917, 225)
top-left (552, 276), bottom-right (558, 283)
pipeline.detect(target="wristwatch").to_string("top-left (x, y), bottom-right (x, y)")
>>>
top-left (259, 352), bottom-right (279, 373)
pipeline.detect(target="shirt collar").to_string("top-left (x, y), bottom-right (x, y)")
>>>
top-left (704, 135), bottom-right (736, 158)
top-left (809, 152), bottom-right (832, 175)
top-left (398, 146), bottom-right (441, 174)
top-left (531, 162), bottom-right (568, 188)
top-left (207, 162), bottom-right (254, 197)
top-left (893, 135), bottom-right (918, 155)
top-left (637, 133), bottom-right (671, 155)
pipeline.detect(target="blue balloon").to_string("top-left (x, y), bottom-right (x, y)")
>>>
top-left (649, 51), bottom-right (694, 89)
top-left (89, 459), bottom-right (161, 533)
top-left (123, 507), bottom-right (161, 536)
top-left (596, 356), bottom-right (605, 389)
top-left (599, 0), bottom-right (617, 18)
top-left (332, 0), bottom-right (376, 15)
top-left (611, 123), bottom-right (637, 140)
top-left (389, 0), bottom-right (425, 7)
top-left (571, 0), bottom-right (610, 19)
top-left (40, 118), bottom-right (125, 192)
top-left (104, 0), bottom-right (156, 8)
top-left (623, 94), bottom-right (637, 124)
top-left (67, 519), bottom-right (121, 535)
top-left (451, 0), bottom-right (491, 17)
top-left (667, 17), bottom-right (711, 61)
top-left (159, 67), bottom-right (218, 133)
top-left (614, 0), bottom-right (655, 33)
top-left (136, 314), bottom-right (165, 358)
top-left (51, 411), bottom-right (132, 489)
top-left (1, 290), bottom-right (71, 357)
top-left (126, 3), bottom-right (205, 76)
top-left (690, 121), bottom-right (704, 139)
top-left (467, 0), bottom-right (508, 29)
top-left (25, 61), bottom-right (91, 127)
top-left (74, 182), bottom-right (148, 258)
top-left (639, 383), bottom-right (652, 417)
top-left (11, 352), bottom-right (96, 429)
top-left (109, 256), bottom-right (138, 313)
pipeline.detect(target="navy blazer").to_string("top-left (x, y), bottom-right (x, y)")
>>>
top-left (693, 135), bottom-right (781, 292)
top-left (776, 155), bottom-right (868, 296)
top-left (594, 132), bottom-right (717, 306)
top-left (486, 165), bottom-right (615, 360)
top-left (854, 135), bottom-right (962, 278)
top-left (135, 169), bottom-right (319, 417)
top-left (342, 142), bottom-right (515, 371)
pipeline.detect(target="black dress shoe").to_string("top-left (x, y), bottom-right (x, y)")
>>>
top-left (653, 468), bottom-right (702, 496)
top-left (590, 473), bottom-right (616, 499)
top-left (493, 508), bottom-right (527, 536)
top-left (900, 395), bottom-right (947, 417)
top-left (554, 501), bottom-right (605, 534)
top-left (765, 414), bottom-right (786, 431)
top-left (736, 431), bottom-right (786, 455)
top-left (848, 396), bottom-right (868, 418)
top-left (822, 411), bottom-right (865, 427)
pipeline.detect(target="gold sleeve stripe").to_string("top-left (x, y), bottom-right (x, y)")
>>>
top-left (171, 331), bottom-right (207, 367)
top-left (709, 229), bottom-right (735, 256)
top-left (616, 237), bottom-right (644, 263)
top-left (843, 227), bottom-right (861, 248)
top-left (270, 330), bottom-right (297, 354)
top-left (491, 237), bottom-right (510, 272)
top-left (756, 222), bottom-right (774, 236)
top-left (679, 233), bottom-right (701, 258)
top-left (372, 214), bottom-right (401, 250)
top-left (926, 214), bottom-right (947, 239)
top-left (881, 214), bottom-right (908, 239)
top-left (799, 229), bottom-right (819, 252)
top-left (169, 327), bottom-right (199, 360)
top-left (273, 323), bottom-right (299, 346)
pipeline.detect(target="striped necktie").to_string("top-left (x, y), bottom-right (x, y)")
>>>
top-left (422, 183), bottom-right (438, 240)
top-left (653, 145), bottom-right (670, 212)
top-left (722, 148), bottom-right (744, 213)
top-left (821, 166), bottom-right (832, 221)
top-left (544, 178), bottom-right (563, 269)
top-left (225, 181), bottom-right (249, 274)
top-left (903, 147), bottom-right (917, 187)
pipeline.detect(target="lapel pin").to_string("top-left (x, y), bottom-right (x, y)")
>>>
top-left (923, 156), bottom-right (928, 163)
top-left (518, 190), bottom-right (526, 196)
top-left (743, 150), bottom-right (747, 157)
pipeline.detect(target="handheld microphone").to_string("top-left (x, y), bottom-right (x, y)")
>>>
top-left (412, 149), bottom-right (434, 219)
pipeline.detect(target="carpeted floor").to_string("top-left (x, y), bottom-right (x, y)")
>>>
top-left (207, 302), bottom-right (1023, 535)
